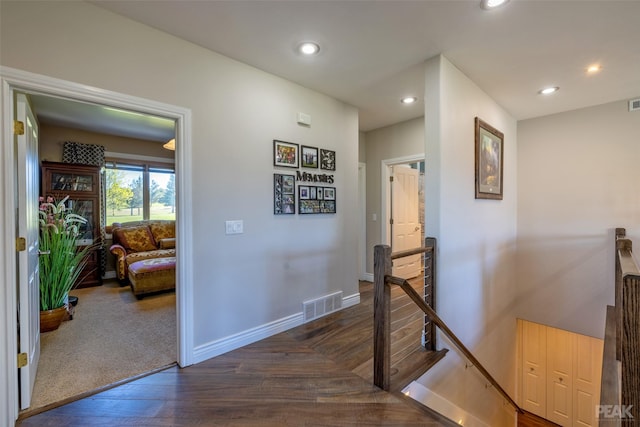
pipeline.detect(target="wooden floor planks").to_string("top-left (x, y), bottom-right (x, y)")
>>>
top-left (17, 280), bottom-right (454, 426)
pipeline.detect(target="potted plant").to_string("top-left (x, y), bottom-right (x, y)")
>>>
top-left (38, 195), bottom-right (92, 332)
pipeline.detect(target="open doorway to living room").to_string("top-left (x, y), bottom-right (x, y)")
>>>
top-left (22, 95), bottom-right (178, 414)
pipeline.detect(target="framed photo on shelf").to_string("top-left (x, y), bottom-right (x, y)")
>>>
top-left (274, 140), bottom-right (299, 168)
top-left (274, 173), bottom-right (296, 214)
top-left (301, 145), bottom-right (319, 168)
top-left (320, 149), bottom-right (336, 171)
top-left (474, 117), bottom-right (504, 200)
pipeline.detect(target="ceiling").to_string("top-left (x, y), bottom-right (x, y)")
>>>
top-left (31, 95), bottom-right (176, 142)
top-left (32, 0), bottom-right (640, 140)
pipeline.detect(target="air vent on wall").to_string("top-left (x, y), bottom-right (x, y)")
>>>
top-left (303, 291), bottom-right (343, 322)
top-left (629, 98), bottom-right (640, 112)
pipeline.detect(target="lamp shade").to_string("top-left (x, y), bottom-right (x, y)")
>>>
top-left (163, 138), bottom-right (175, 150)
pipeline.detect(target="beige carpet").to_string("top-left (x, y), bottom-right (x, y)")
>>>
top-left (27, 280), bottom-right (176, 412)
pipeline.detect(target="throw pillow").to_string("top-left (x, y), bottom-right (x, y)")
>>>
top-left (117, 226), bottom-right (157, 252)
top-left (149, 222), bottom-right (175, 241)
top-left (158, 238), bottom-right (176, 249)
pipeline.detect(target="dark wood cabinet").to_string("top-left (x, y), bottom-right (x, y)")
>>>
top-left (41, 161), bottom-right (103, 288)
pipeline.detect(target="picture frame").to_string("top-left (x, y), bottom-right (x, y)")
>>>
top-left (474, 117), bottom-right (504, 200)
top-left (299, 185), bottom-right (310, 200)
top-left (320, 200), bottom-right (336, 214)
top-left (301, 145), bottom-right (319, 168)
top-left (320, 149), bottom-right (336, 171)
top-left (274, 140), bottom-right (299, 168)
top-left (299, 199), bottom-right (320, 214)
top-left (274, 173), bottom-right (296, 214)
top-left (298, 186), bottom-right (337, 214)
top-left (323, 187), bottom-right (335, 201)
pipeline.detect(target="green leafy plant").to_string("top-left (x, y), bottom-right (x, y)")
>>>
top-left (38, 195), bottom-right (93, 311)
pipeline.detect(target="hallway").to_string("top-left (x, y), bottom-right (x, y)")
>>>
top-left (18, 280), bottom-right (454, 426)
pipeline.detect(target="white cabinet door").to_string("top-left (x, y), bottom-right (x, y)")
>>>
top-left (546, 327), bottom-right (573, 426)
top-left (520, 320), bottom-right (603, 427)
top-left (573, 334), bottom-right (603, 427)
top-left (521, 320), bottom-right (547, 417)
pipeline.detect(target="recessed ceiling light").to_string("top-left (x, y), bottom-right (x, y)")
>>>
top-left (586, 64), bottom-right (602, 74)
top-left (480, 0), bottom-right (510, 10)
top-left (401, 96), bottom-right (418, 104)
top-left (298, 42), bottom-right (320, 56)
top-left (539, 86), bottom-right (559, 95)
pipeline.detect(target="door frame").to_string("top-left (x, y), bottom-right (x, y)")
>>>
top-left (358, 162), bottom-right (367, 281)
top-left (0, 66), bottom-right (194, 423)
top-left (381, 154), bottom-right (425, 246)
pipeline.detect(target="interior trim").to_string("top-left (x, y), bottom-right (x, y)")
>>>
top-left (0, 65), bottom-right (194, 424)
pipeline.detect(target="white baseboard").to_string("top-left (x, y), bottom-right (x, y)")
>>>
top-left (360, 272), bottom-right (374, 282)
top-left (342, 292), bottom-right (360, 308)
top-left (103, 271), bottom-right (116, 280)
top-left (193, 311), bottom-right (303, 364)
top-left (193, 292), bottom-right (361, 365)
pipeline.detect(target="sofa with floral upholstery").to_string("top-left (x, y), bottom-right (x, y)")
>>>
top-left (109, 220), bottom-right (176, 292)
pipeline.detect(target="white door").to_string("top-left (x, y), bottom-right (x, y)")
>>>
top-left (391, 165), bottom-right (421, 279)
top-left (16, 93), bottom-right (40, 410)
top-left (521, 320), bottom-right (547, 418)
top-left (547, 327), bottom-right (573, 427)
top-left (573, 335), bottom-right (603, 427)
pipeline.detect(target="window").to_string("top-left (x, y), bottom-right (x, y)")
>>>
top-left (105, 159), bottom-right (175, 226)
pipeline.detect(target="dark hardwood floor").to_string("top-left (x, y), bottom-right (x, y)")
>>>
top-left (517, 411), bottom-right (561, 427)
top-left (16, 279), bottom-right (454, 426)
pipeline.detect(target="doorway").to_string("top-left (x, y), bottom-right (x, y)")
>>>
top-left (382, 155), bottom-right (425, 280)
top-left (1, 67), bottom-right (193, 421)
top-left (28, 95), bottom-right (177, 412)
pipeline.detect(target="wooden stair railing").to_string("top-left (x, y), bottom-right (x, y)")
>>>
top-left (374, 241), bottom-right (522, 414)
top-left (600, 228), bottom-right (640, 425)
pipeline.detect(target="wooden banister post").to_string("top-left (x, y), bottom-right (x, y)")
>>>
top-left (621, 274), bottom-right (640, 423)
top-left (424, 237), bottom-right (437, 351)
top-left (373, 244), bottom-right (392, 391)
top-left (615, 230), bottom-right (631, 361)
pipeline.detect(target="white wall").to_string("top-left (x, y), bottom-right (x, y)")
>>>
top-left (419, 55), bottom-right (519, 426)
top-left (1, 0), bottom-right (358, 359)
top-left (517, 100), bottom-right (640, 339)
top-left (38, 123), bottom-right (174, 163)
top-left (363, 117), bottom-right (425, 274)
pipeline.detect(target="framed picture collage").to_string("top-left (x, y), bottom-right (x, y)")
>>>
top-left (273, 139), bottom-right (336, 215)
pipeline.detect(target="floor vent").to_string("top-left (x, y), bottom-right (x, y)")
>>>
top-left (630, 98), bottom-right (640, 112)
top-left (303, 291), bottom-right (343, 322)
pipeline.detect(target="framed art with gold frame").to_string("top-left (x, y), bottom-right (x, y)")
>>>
top-left (475, 117), bottom-right (503, 200)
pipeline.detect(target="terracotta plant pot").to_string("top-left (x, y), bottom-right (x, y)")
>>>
top-left (39, 306), bottom-right (67, 333)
